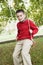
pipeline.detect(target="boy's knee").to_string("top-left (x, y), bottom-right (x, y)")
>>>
top-left (21, 50), bottom-right (27, 56)
top-left (13, 52), bottom-right (16, 59)
top-left (13, 51), bottom-right (19, 59)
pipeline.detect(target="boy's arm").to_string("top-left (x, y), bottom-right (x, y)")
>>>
top-left (29, 20), bottom-right (38, 37)
top-left (16, 23), bottom-right (19, 40)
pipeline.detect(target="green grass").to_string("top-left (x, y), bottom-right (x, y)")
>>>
top-left (0, 41), bottom-right (16, 65)
top-left (0, 37), bottom-right (43, 65)
top-left (30, 37), bottom-right (43, 65)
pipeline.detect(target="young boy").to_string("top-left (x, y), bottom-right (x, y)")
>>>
top-left (13, 9), bottom-right (38, 65)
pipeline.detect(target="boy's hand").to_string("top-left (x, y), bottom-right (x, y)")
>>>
top-left (16, 36), bottom-right (18, 40)
top-left (29, 29), bottom-right (33, 34)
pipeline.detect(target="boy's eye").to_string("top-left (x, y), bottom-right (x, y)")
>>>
top-left (17, 15), bottom-right (22, 18)
top-left (20, 15), bottom-right (22, 17)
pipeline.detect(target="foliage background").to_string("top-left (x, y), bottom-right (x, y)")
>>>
top-left (0, 0), bottom-right (43, 33)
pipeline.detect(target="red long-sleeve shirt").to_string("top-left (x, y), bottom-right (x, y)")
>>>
top-left (17, 19), bottom-right (38, 40)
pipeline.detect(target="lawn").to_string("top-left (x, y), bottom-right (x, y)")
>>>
top-left (0, 37), bottom-right (43, 65)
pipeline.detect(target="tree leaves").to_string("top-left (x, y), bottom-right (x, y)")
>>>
top-left (0, 0), bottom-right (43, 26)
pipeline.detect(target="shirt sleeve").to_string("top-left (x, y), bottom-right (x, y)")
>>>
top-left (29, 20), bottom-right (38, 36)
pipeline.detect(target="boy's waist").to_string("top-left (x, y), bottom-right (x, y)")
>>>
top-left (17, 35), bottom-right (33, 40)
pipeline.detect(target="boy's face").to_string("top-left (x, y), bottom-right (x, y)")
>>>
top-left (16, 12), bottom-right (26, 22)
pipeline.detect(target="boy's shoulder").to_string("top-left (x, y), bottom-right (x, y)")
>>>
top-left (26, 19), bottom-right (34, 23)
top-left (28, 19), bottom-right (35, 24)
top-left (17, 19), bottom-right (34, 25)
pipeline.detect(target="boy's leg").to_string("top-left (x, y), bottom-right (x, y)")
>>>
top-left (13, 41), bottom-right (23, 65)
top-left (21, 39), bottom-right (33, 65)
